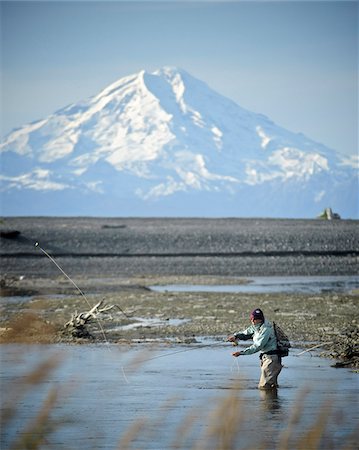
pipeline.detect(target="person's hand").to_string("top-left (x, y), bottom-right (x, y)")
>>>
top-left (227, 335), bottom-right (238, 347)
top-left (232, 351), bottom-right (241, 357)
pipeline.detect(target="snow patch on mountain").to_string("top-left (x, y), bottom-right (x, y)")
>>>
top-left (269, 148), bottom-right (329, 178)
top-left (256, 126), bottom-right (272, 149)
top-left (340, 154), bottom-right (359, 169)
top-left (1, 168), bottom-right (69, 191)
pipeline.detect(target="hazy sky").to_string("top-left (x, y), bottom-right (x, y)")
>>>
top-left (1, 0), bottom-right (358, 158)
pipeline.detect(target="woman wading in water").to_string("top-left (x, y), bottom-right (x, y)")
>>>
top-left (227, 308), bottom-right (283, 389)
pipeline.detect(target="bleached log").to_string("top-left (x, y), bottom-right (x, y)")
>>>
top-left (64, 299), bottom-right (128, 338)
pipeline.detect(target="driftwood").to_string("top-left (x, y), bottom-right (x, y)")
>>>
top-left (64, 299), bottom-right (128, 339)
top-left (296, 342), bottom-right (334, 356)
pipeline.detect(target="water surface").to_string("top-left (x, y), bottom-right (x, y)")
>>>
top-left (1, 343), bottom-right (357, 449)
top-left (151, 275), bottom-right (359, 294)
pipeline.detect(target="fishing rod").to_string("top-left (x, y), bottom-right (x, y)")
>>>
top-left (137, 340), bottom-right (229, 364)
top-left (12, 236), bottom-right (236, 358)
top-left (122, 340), bottom-right (235, 382)
top-left (35, 242), bottom-right (92, 307)
top-left (32, 239), bottom-right (133, 384)
top-left (33, 239), bottom-right (129, 318)
top-left (34, 241), bottom-right (111, 344)
top-left (7, 235), bottom-right (238, 384)
top-left (4, 234), bottom-right (101, 317)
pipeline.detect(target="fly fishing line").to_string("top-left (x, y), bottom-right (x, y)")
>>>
top-left (33, 240), bottom-right (235, 383)
top-left (34, 241), bottom-right (109, 345)
top-left (231, 357), bottom-right (240, 374)
top-left (129, 341), bottom-right (228, 364)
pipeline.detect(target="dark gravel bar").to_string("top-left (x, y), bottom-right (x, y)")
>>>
top-left (1, 217), bottom-right (358, 278)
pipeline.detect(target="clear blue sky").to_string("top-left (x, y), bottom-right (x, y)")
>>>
top-left (1, 0), bottom-right (358, 158)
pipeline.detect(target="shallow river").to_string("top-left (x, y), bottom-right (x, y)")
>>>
top-left (1, 343), bottom-right (358, 449)
top-left (151, 275), bottom-right (359, 294)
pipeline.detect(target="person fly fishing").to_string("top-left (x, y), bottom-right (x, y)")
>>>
top-left (227, 308), bottom-right (283, 390)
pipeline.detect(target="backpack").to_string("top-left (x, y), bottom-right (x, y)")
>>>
top-left (273, 321), bottom-right (291, 357)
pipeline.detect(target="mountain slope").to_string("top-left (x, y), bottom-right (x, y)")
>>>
top-left (1, 66), bottom-right (357, 217)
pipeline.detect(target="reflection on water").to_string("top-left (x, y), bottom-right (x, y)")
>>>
top-left (259, 388), bottom-right (280, 411)
top-left (1, 343), bottom-right (358, 449)
top-left (151, 275), bottom-right (359, 294)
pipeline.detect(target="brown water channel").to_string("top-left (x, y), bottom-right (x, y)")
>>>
top-left (1, 343), bottom-right (358, 449)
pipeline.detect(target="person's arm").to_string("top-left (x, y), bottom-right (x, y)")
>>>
top-left (227, 325), bottom-right (254, 343)
top-left (233, 325), bottom-right (271, 356)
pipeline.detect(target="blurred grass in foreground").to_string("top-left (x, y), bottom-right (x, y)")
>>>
top-left (1, 350), bottom-right (358, 450)
top-left (1, 312), bottom-right (358, 450)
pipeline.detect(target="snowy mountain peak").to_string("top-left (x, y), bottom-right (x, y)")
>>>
top-left (0, 67), bottom-right (357, 218)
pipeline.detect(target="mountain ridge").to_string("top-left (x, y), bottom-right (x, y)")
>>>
top-left (1, 66), bottom-right (357, 218)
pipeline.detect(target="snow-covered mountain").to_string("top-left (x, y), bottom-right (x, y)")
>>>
top-left (1, 66), bottom-right (358, 217)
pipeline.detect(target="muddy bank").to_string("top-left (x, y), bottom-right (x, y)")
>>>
top-left (1, 275), bottom-right (358, 369)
